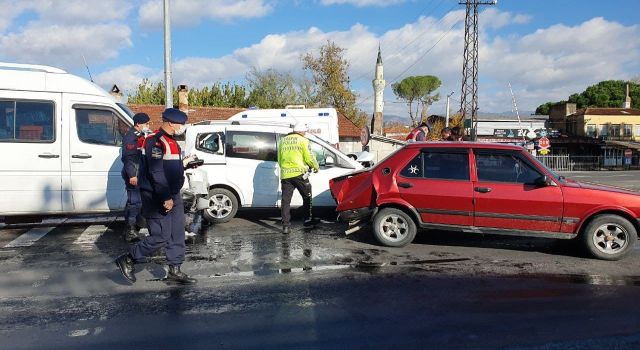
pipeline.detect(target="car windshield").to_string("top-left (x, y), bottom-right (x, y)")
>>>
top-left (526, 152), bottom-right (564, 183)
top-left (116, 103), bottom-right (135, 118)
top-left (306, 134), bottom-right (359, 169)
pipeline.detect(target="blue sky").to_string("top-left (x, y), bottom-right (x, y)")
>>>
top-left (1, 0), bottom-right (639, 118)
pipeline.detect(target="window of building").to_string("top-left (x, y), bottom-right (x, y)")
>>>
top-left (610, 124), bottom-right (621, 138)
top-left (475, 152), bottom-right (542, 184)
top-left (0, 100), bottom-right (55, 142)
top-left (599, 124), bottom-right (609, 137)
top-left (226, 131), bottom-right (277, 161)
top-left (586, 124), bottom-right (597, 137)
top-left (76, 108), bottom-right (128, 146)
top-left (400, 151), bottom-right (469, 181)
top-left (623, 124), bottom-right (632, 137)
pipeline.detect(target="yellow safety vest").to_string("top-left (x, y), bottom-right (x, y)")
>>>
top-left (278, 133), bottom-right (319, 180)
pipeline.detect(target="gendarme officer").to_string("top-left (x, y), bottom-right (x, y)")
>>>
top-left (116, 108), bottom-right (197, 285)
top-left (121, 112), bottom-right (150, 242)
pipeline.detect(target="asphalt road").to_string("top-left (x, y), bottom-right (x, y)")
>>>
top-left (1, 171), bottom-right (639, 349)
top-left (559, 170), bottom-right (640, 190)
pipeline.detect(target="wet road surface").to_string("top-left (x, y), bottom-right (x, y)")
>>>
top-left (1, 207), bottom-right (640, 349)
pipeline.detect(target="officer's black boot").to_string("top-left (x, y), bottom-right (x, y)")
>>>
top-left (303, 217), bottom-right (320, 227)
top-left (165, 265), bottom-right (197, 285)
top-left (124, 225), bottom-right (139, 242)
top-left (115, 253), bottom-right (136, 283)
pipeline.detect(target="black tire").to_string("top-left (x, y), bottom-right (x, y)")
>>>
top-left (581, 214), bottom-right (637, 260)
top-left (372, 208), bottom-right (417, 247)
top-left (202, 188), bottom-right (238, 224)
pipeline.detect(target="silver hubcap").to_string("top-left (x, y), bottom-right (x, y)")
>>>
top-left (207, 193), bottom-right (233, 219)
top-left (592, 223), bottom-right (629, 255)
top-left (379, 214), bottom-right (408, 242)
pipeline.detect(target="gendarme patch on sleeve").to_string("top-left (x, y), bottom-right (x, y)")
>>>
top-left (151, 146), bottom-right (163, 159)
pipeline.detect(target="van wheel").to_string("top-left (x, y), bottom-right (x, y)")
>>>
top-left (372, 208), bottom-right (417, 247)
top-left (203, 188), bottom-right (238, 224)
top-left (581, 214), bottom-right (637, 260)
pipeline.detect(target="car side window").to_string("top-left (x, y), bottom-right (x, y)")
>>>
top-left (400, 153), bottom-right (423, 178)
top-left (196, 133), bottom-right (223, 154)
top-left (400, 151), bottom-right (470, 180)
top-left (76, 108), bottom-right (128, 146)
top-left (0, 100), bottom-right (55, 143)
top-left (476, 152), bottom-right (542, 184)
top-left (226, 131), bottom-right (277, 161)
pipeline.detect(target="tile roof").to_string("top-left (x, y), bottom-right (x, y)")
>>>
top-left (129, 104), bottom-right (363, 139)
top-left (572, 108), bottom-right (640, 116)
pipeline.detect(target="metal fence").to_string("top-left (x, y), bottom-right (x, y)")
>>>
top-left (537, 155), bottom-right (640, 171)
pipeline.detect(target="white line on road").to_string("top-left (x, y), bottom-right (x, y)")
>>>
top-left (3, 226), bottom-right (59, 248)
top-left (73, 225), bottom-right (110, 248)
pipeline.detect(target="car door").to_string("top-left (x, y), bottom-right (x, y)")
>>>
top-left (299, 138), bottom-right (357, 207)
top-left (472, 150), bottom-right (563, 232)
top-left (0, 95), bottom-right (62, 214)
top-left (397, 148), bottom-right (474, 226)
top-left (68, 103), bottom-right (130, 212)
top-left (225, 131), bottom-right (279, 207)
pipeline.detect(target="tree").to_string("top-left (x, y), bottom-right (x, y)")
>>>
top-left (391, 75), bottom-right (441, 127)
top-left (128, 80), bottom-right (248, 108)
top-left (302, 41), bottom-right (366, 127)
top-left (535, 80), bottom-right (640, 113)
top-left (246, 67), bottom-right (298, 108)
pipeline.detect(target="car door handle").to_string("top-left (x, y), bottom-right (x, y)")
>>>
top-left (38, 153), bottom-right (60, 159)
top-left (474, 187), bottom-right (492, 193)
top-left (398, 182), bottom-right (413, 188)
top-left (72, 154), bottom-right (92, 159)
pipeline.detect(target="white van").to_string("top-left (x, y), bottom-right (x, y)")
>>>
top-left (184, 120), bottom-right (362, 223)
top-left (0, 63), bottom-right (134, 216)
top-left (227, 106), bottom-right (340, 148)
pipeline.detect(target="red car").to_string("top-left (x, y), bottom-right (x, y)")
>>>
top-left (329, 142), bottom-right (640, 260)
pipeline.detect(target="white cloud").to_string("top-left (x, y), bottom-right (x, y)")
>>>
top-left (95, 64), bottom-right (155, 95)
top-left (320, 0), bottom-right (406, 7)
top-left (0, 23), bottom-right (132, 68)
top-left (0, 0), bottom-right (134, 69)
top-left (138, 0), bottom-right (273, 28)
top-left (97, 9), bottom-right (640, 118)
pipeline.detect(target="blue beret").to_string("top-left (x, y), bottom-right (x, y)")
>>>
top-left (162, 108), bottom-right (187, 124)
top-left (132, 112), bottom-right (150, 124)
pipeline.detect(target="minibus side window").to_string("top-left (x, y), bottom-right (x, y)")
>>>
top-left (76, 108), bottom-right (128, 146)
top-left (0, 100), bottom-right (55, 143)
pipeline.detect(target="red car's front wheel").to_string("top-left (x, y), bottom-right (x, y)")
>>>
top-left (582, 214), bottom-right (637, 260)
top-left (372, 208), bottom-right (417, 247)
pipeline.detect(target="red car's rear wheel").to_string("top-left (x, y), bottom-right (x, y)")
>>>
top-left (372, 208), bottom-right (417, 247)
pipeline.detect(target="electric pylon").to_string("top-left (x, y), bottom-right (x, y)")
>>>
top-left (459, 0), bottom-right (495, 140)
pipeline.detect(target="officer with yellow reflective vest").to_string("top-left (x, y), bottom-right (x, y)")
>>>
top-left (278, 122), bottom-right (320, 234)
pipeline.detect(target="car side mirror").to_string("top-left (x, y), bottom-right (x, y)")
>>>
top-left (325, 156), bottom-right (335, 166)
top-left (534, 175), bottom-right (550, 186)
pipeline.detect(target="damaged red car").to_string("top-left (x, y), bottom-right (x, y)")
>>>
top-left (329, 142), bottom-right (640, 260)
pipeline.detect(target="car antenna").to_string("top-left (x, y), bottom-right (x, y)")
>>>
top-left (82, 54), bottom-right (94, 82)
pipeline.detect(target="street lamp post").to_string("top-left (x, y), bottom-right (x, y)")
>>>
top-left (163, 0), bottom-right (173, 108)
top-left (445, 91), bottom-right (455, 127)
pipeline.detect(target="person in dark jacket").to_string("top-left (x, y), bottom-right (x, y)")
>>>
top-left (121, 112), bottom-right (151, 241)
top-left (116, 108), bottom-right (198, 285)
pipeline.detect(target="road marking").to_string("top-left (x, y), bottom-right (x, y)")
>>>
top-left (3, 226), bottom-right (58, 248)
top-left (73, 225), bottom-right (110, 248)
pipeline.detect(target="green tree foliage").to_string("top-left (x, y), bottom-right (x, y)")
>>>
top-left (391, 75), bottom-right (441, 126)
top-left (127, 79), bottom-right (248, 108)
top-left (302, 41), bottom-right (366, 127)
top-left (535, 80), bottom-right (640, 113)
top-left (245, 67), bottom-right (316, 108)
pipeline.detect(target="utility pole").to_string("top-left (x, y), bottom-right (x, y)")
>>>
top-left (446, 91), bottom-right (455, 127)
top-left (163, 0), bottom-right (173, 109)
top-left (459, 0), bottom-right (496, 141)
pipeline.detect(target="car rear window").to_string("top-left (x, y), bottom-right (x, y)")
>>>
top-left (400, 151), bottom-right (470, 181)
